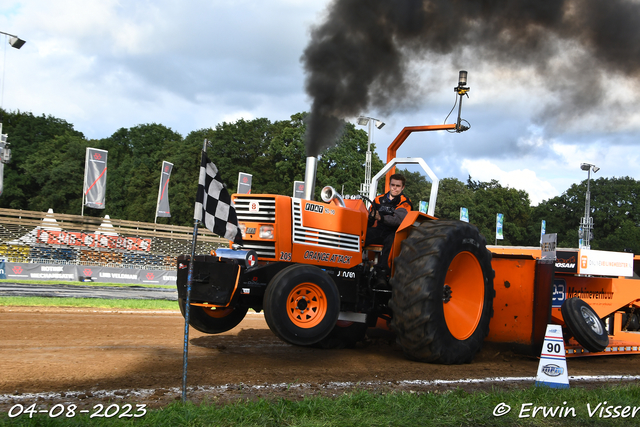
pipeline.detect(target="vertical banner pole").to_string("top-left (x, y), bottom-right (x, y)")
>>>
top-left (182, 141), bottom-right (207, 403)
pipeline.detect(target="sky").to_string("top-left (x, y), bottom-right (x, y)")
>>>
top-left (1, 0), bottom-right (639, 206)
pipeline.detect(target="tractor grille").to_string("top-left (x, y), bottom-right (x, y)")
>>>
top-left (292, 199), bottom-right (360, 252)
top-left (233, 197), bottom-right (276, 223)
top-left (240, 240), bottom-right (276, 259)
top-left (234, 196), bottom-right (276, 259)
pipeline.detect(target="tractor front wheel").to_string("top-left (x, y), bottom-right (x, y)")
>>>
top-left (389, 220), bottom-right (495, 364)
top-left (264, 264), bottom-right (340, 346)
top-left (178, 298), bottom-right (248, 334)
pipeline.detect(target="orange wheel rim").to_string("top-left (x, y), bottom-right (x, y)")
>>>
top-left (286, 282), bottom-right (327, 328)
top-left (203, 307), bottom-right (234, 318)
top-left (442, 251), bottom-right (485, 340)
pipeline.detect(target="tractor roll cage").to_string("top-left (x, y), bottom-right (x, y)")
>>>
top-left (369, 157), bottom-right (439, 217)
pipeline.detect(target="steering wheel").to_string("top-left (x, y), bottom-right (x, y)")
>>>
top-left (359, 195), bottom-right (379, 219)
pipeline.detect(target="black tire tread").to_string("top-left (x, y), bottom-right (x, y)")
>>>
top-left (388, 220), bottom-right (495, 364)
top-left (561, 297), bottom-right (609, 353)
top-left (178, 298), bottom-right (248, 334)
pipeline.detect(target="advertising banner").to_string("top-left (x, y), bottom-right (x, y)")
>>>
top-left (419, 201), bottom-right (428, 214)
top-left (578, 249), bottom-right (634, 277)
top-left (77, 265), bottom-right (177, 286)
top-left (156, 161), bottom-right (173, 218)
top-left (5, 263), bottom-right (78, 281)
top-left (237, 172), bottom-right (252, 194)
top-left (555, 250), bottom-right (579, 274)
top-left (496, 213), bottom-right (504, 240)
top-left (293, 181), bottom-right (305, 198)
top-left (4, 263), bottom-right (176, 286)
top-left (83, 148), bottom-right (108, 209)
top-left (36, 230), bottom-right (151, 251)
top-left (460, 207), bottom-right (469, 222)
top-left (540, 220), bottom-right (546, 243)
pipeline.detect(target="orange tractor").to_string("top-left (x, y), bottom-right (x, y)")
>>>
top-left (177, 76), bottom-right (640, 364)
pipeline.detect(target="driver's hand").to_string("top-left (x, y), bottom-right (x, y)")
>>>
top-left (374, 211), bottom-right (381, 221)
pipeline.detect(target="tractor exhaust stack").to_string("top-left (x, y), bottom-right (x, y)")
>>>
top-left (303, 156), bottom-right (317, 200)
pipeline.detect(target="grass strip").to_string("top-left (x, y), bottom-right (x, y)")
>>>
top-left (0, 296), bottom-right (179, 311)
top-left (0, 279), bottom-right (174, 288)
top-left (2, 383), bottom-right (640, 426)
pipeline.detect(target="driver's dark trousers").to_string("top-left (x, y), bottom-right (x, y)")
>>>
top-left (364, 226), bottom-right (395, 273)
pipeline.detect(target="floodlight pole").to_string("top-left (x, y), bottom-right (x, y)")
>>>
top-left (579, 163), bottom-right (598, 249)
top-left (0, 31), bottom-right (26, 49)
top-left (357, 116), bottom-right (384, 197)
top-left (0, 31), bottom-right (24, 196)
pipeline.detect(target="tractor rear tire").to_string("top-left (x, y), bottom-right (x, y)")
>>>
top-left (178, 298), bottom-right (248, 334)
top-left (264, 264), bottom-right (340, 346)
top-left (561, 297), bottom-right (609, 352)
top-left (389, 220), bottom-right (495, 364)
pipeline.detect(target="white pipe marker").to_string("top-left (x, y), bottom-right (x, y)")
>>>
top-left (535, 324), bottom-right (570, 389)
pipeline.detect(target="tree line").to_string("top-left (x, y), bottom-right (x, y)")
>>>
top-left (1, 109), bottom-right (638, 253)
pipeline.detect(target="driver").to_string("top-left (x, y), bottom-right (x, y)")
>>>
top-left (365, 173), bottom-right (413, 276)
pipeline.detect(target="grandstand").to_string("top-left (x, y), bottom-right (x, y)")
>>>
top-left (0, 208), bottom-right (228, 270)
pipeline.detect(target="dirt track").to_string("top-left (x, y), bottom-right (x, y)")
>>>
top-left (1, 306), bottom-right (640, 411)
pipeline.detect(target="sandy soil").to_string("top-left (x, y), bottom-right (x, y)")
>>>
top-left (1, 306), bottom-right (640, 411)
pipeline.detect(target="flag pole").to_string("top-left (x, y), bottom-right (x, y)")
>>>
top-left (154, 162), bottom-right (163, 224)
top-left (181, 140), bottom-right (207, 403)
top-left (81, 148), bottom-right (88, 217)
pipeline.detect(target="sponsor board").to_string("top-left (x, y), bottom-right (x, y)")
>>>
top-left (36, 230), bottom-right (151, 251)
top-left (578, 249), bottom-right (633, 277)
top-left (555, 250), bottom-right (578, 274)
top-left (552, 279), bottom-right (567, 308)
top-left (5, 263), bottom-right (176, 285)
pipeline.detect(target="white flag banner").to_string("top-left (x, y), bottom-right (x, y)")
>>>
top-left (156, 161), bottom-right (173, 218)
top-left (83, 148), bottom-right (108, 209)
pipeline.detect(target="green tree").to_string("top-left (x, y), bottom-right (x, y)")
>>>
top-left (434, 177), bottom-right (474, 221)
top-left (0, 110), bottom-right (86, 211)
top-left (467, 177), bottom-right (531, 245)
top-left (538, 176), bottom-right (640, 252)
top-left (317, 121), bottom-right (384, 198)
top-left (98, 123), bottom-right (184, 222)
top-left (395, 168), bottom-right (431, 209)
top-left (23, 132), bottom-right (88, 213)
top-left (163, 129), bottom-right (210, 226)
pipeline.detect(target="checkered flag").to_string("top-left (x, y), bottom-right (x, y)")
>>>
top-left (194, 152), bottom-right (242, 244)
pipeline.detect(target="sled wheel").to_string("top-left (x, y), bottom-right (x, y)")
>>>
top-left (264, 264), bottom-right (340, 346)
top-left (561, 297), bottom-right (609, 352)
top-left (313, 320), bottom-right (368, 349)
top-left (178, 298), bottom-right (248, 334)
top-left (388, 220), bottom-right (495, 364)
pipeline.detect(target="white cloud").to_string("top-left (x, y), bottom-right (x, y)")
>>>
top-left (461, 159), bottom-right (559, 206)
top-left (1, 0), bottom-right (640, 203)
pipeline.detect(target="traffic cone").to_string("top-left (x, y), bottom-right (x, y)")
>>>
top-left (535, 324), bottom-right (570, 389)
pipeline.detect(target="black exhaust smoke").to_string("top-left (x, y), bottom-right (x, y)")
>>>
top-left (302, 0), bottom-right (640, 156)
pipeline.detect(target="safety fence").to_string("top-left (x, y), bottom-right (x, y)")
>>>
top-left (0, 208), bottom-right (228, 271)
